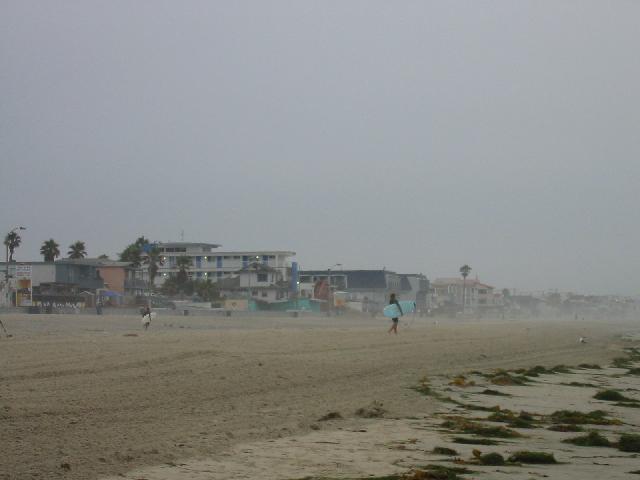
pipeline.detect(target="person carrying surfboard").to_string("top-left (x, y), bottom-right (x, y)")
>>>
top-left (141, 304), bottom-right (152, 330)
top-left (387, 293), bottom-right (403, 335)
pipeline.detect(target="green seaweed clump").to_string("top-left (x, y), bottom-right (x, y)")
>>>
top-left (578, 363), bottom-right (601, 369)
top-left (549, 409), bottom-right (620, 425)
top-left (451, 436), bottom-right (498, 446)
top-left (432, 446), bottom-right (458, 456)
top-left (507, 451), bottom-right (557, 464)
top-left (594, 389), bottom-right (638, 403)
top-left (441, 417), bottom-right (521, 438)
top-left (563, 431), bottom-right (612, 447)
top-left (488, 370), bottom-right (528, 386)
top-left (618, 434), bottom-right (640, 453)
top-left (548, 424), bottom-right (584, 432)
top-left (478, 452), bottom-right (505, 465)
top-left (487, 410), bottom-right (536, 428)
top-left (613, 357), bottom-right (631, 368)
top-left (408, 464), bottom-right (472, 479)
top-left (481, 389), bottom-right (510, 396)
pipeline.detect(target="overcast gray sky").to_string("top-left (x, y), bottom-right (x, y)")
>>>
top-left (2, 1), bottom-right (639, 294)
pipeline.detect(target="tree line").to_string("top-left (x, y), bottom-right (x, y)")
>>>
top-left (4, 233), bottom-right (90, 262)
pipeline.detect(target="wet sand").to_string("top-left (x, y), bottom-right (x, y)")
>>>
top-left (0, 313), bottom-right (636, 479)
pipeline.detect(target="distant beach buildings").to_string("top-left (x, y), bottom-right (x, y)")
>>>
top-left (152, 242), bottom-right (295, 287)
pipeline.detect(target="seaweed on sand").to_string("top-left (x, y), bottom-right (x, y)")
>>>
top-left (449, 375), bottom-right (475, 387)
top-left (441, 417), bottom-right (521, 438)
top-left (562, 431), bottom-right (612, 447)
top-left (487, 370), bottom-right (528, 386)
top-left (432, 447), bottom-right (459, 456)
top-left (578, 363), bottom-right (602, 369)
top-left (480, 389), bottom-right (511, 396)
top-left (471, 450), bottom-right (505, 466)
top-left (548, 409), bottom-right (621, 425)
top-left (507, 451), bottom-right (557, 464)
top-left (594, 389), bottom-right (638, 403)
top-left (486, 410), bottom-right (537, 428)
top-left (618, 434), bottom-right (640, 453)
top-left (451, 437), bottom-right (499, 446)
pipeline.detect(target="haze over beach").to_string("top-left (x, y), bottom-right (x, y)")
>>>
top-left (2, 2), bottom-right (640, 480)
top-left (2, 1), bottom-right (640, 294)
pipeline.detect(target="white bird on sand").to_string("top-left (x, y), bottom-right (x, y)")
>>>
top-left (579, 337), bottom-right (587, 344)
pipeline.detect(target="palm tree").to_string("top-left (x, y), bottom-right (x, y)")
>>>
top-left (175, 255), bottom-right (192, 286)
top-left (68, 241), bottom-right (87, 259)
top-left (459, 264), bottom-right (472, 311)
top-left (142, 244), bottom-right (163, 289)
top-left (41, 239), bottom-right (60, 262)
top-left (4, 231), bottom-right (22, 262)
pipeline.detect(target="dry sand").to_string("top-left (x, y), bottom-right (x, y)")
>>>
top-left (0, 313), bottom-right (637, 479)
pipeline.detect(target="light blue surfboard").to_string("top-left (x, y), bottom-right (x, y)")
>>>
top-left (383, 300), bottom-right (416, 318)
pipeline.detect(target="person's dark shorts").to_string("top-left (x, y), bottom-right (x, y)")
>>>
top-left (392, 318), bottom-right (399, 323)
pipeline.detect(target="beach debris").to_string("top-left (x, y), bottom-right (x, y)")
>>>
top-left (59, 462), bottom-right (71, 470)
top-left (470, 449), bottom-right (505, 465)
top-left (486, 370), bottom-right (528, 386)
top-left (318, 411), bottom-right (342, 422)
top-left (441, 417), bottom-right (521, 438)
top-left (449, 375), bottom-right (475, 387)
top-left (578, 363), bottom-right (601, 369)
top-left (355, 401), bottom-right (386, 418)
top-left (613, 357), bottom-right (631, 368)
top-left (561, 381), bottom-right (599, 388)
top-left (432, 446), bottom-right (458, 455)
top-left (480, 389), bottom-right (510, 396)
top-left (548, 409), bottom-right (621, 425)
top-left (414, 376), bottom-right (432, 395)
top-left (562, 431), bottom-right (612, 447)
top-left (579, 337), bottom-right (587, 344)
top-left (451, 436), bottom-right (499, 446)
top-left (487, 409), bottom-right (538, 428)
top-left (594, 389), bottom-right (638, 403)
top-left (405, 464), bottom-right (473, 479)
top-left (618, 433), bottom-right (640, 452)
top-left (507, 451), bottom-right (557, 464)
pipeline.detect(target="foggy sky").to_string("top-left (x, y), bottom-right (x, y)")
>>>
top-left (2, 1), bottom-right (639, 294)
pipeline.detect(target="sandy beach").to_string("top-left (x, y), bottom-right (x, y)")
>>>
top-left (1, 313), bottom-right (638, 480)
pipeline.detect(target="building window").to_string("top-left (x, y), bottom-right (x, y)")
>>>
top-left (257, 273), bottom-right (268, 282)
top-left (261, 291), bottom-right (268, 298)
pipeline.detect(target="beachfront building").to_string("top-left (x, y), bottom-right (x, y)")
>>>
top-left (216, 263), bottom-right (291, 304)
top-left (431, 277), bottom-right (496, 312)
top-left (57, 258), bottom-right (146, 297)
top-left (0, 260), bottom-right (107, 307)
top-left (153, 242), bottom-right (296, 287)
top-left (297, 269), bottom-right (429, 313)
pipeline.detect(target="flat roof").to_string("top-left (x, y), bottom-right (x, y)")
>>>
top-left (157, 242), bottom-right (222, 248)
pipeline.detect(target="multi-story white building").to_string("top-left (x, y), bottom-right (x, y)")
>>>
top-left (431, 277), bottom-right (496, 310)
top-left (152, 242), bottom-right (295, 287)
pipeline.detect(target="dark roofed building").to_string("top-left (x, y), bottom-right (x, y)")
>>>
top-left (298, 270), bottom-right (429, 313)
